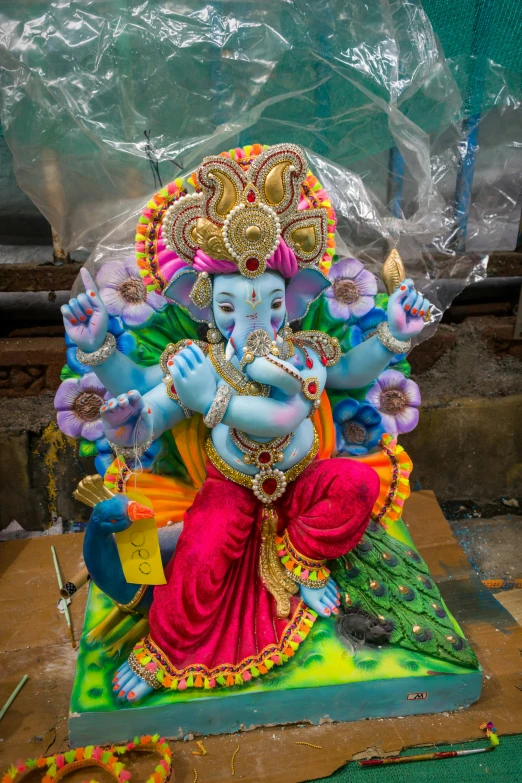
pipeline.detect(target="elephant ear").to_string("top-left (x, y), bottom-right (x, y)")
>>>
top-left (286, 268), bottom-right (331, 322)
top-left (164, 268), bottom-right (212, 323)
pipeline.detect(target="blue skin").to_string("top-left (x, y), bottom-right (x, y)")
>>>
top-left (63, 268), bottom-right (431, 702)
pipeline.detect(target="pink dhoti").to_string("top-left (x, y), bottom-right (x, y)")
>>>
top-left (131, 457), bottom-right (379, 690)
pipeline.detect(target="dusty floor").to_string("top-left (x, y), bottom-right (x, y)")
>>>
top-left (449, 513), bottom-right (522, 581)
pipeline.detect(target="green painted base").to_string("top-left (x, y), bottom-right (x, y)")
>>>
top-left (69, 520), bottom-right (482, 746)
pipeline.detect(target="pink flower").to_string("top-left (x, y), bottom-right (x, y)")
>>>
top-left (325, 257), bottom-right (377, 320)
top-left (366, 369), bottom-right (421, 434)
top-left (54, 372), bottom-right (109, 441)
top-left (97, 256), bottom-right (166, 326)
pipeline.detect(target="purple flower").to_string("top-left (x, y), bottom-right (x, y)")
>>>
top-left (97, 256), bottom-right (166, 327)
top-left (54, 373), bottom-right (110, 441)
top-left (366, 369), bottom-right (421, 435)
top-left (325, 257), bottom-right (378, 321)
top-left (333, 398), bottom-right (385, 456)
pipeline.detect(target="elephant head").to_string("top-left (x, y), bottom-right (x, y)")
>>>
top-left (138, 143), bottom-right (337, 352)
top-left (165, 264), bottom-right (331, 355)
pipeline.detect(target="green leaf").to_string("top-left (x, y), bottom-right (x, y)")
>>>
top-left (392, 358), bottom-right (411, 378)
top-left (60, 364), bottom-right (81, 381)
top-left (129, 304), bottom-right (199, 367)
top-left (153, 430), bottom-right (190, 482)
top-left (79, 438), bottom-right (99, 457)
top-left (375, 293), bottom-right (389, 311)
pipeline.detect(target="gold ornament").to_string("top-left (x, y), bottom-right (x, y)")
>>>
top-left (259, 506), bottom-right (299, 618)
top-left (73, 474), bottom-right (114, 507)
top-left (382, 248), bottom-right (406, 295)
top-left (189, 271), bottom-right (213, 309)
top-left (159, 144), bottom-right (329, 280)
top-left (191, 218), bottom-right (234, 261)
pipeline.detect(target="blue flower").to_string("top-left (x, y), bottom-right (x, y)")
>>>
top-left (333, 398), bottom-right (385, 456)
top-left (65, 316), bottom-right (136, 375)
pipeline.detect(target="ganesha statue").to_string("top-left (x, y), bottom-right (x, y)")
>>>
top-left (57, 143), bottom-right (478, 710)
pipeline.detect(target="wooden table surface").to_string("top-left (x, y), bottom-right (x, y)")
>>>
top-left (1, 490), bottom-right (522, 782)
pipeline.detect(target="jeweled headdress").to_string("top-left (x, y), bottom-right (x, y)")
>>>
top-left (135, 143), bottom-right (336, 321)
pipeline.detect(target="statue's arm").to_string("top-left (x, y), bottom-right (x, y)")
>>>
top-left (100, 382), bottom-right (186, 448)
top-left (167, 343), bottom-right (312, 436)
top-left (222, 394), bottom-right (311, 437)
top-left (60, 267), bottom-right (162, 396)
top-left (93, 352), bottom-right (164, 397)
top-left (326, 279), bottom-right (432, 390)
top-left (326, 336), bottom-right (393, 389)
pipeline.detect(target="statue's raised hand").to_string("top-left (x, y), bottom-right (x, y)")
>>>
top-left (167, 343), bottom-right (217, 415)
top-left (61, 268), bottom-right (109, 352)
top-left (100, 390), bottom-right (154, 448)
top-left (386, 279), bottom-right (432, 340)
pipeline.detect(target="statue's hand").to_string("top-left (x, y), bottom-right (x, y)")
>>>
top-left (100, 389), bottom-right (154, 448)
top-left (61, 268), bottom-right (109, 352)
top-left (387, 278), bottom-right (432, 340)
top-left (167, 343), bottom-right (217, 414)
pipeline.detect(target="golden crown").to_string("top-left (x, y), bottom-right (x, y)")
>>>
top-left (161, 144), bottom-right (329, 279)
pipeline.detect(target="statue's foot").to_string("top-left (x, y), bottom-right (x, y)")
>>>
top-left (112, 660), bottom-right (154, 703)
top-left (299, 579), bottom-right (341, 618)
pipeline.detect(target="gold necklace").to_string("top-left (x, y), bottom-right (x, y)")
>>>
top-left (229, 429), bottom-right (294, 469)
top-left (205, 426), bottom-right (319, 504)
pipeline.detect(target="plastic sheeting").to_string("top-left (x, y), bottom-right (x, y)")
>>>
top-left (1, 0), bottom-right (522, 327)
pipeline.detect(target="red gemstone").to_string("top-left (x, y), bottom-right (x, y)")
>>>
top-left (246, 258), bottom-right (260, 272)
top-left (308, 381), bottom-right (317, 395)
top-left (246, 189), bottom-right (256, 203)
top-left (258, 451), bottom-right (271, 464)
top-left (262, 477), bottom-right (278, 496)
top-left (321, 356), bottom-right (328, 366)
top-left (306, 358), bottom-right (313, 369)
top-left (170, 384), bottom-right (177, 394)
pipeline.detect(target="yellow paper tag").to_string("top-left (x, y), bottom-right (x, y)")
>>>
top-left (114, 491), bottom-right (167, 586)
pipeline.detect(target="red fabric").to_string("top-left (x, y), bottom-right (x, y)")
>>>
top-left (149, 457), bottom-right (379, 672)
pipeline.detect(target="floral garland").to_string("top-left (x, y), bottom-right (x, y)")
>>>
top-left (372, 434), bottom-right (412, 526)
top-left (1, 735), bottom-right (171, 783)
top-left (135, 178), bottom-right (187, 293)
top-left (128, 601), bottom-right (317, 691)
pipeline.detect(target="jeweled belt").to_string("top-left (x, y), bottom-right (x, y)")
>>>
top-left (204, 427), bottom-right (319, 504)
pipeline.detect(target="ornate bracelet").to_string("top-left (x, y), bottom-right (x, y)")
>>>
top-left (275, 529), bottom-right (330, 589)
top-left (108, 432), bottom-right (155, 460)
top-left (376, 321), bottom-right (411, 355)
top-left (76, 332), bottom-right (116, 366)
top-left (203, 384), bottom-right (234, 428)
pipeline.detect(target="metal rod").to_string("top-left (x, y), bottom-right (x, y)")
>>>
top-left (51, 546), bottom-right (76, 648)
top-left (0, 675), bottom-right (29, 722)
top-left (387, 146), bottom-right (405, 218)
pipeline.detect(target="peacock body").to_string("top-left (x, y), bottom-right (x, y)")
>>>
top-left (331, 519), bottom-right (478, 669)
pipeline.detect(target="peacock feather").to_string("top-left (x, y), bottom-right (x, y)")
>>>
top-left (331, 519), bottom-right (479, 669)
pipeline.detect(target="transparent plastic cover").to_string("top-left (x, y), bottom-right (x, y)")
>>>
top-left (1, 0), bottom-right (522, 331)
